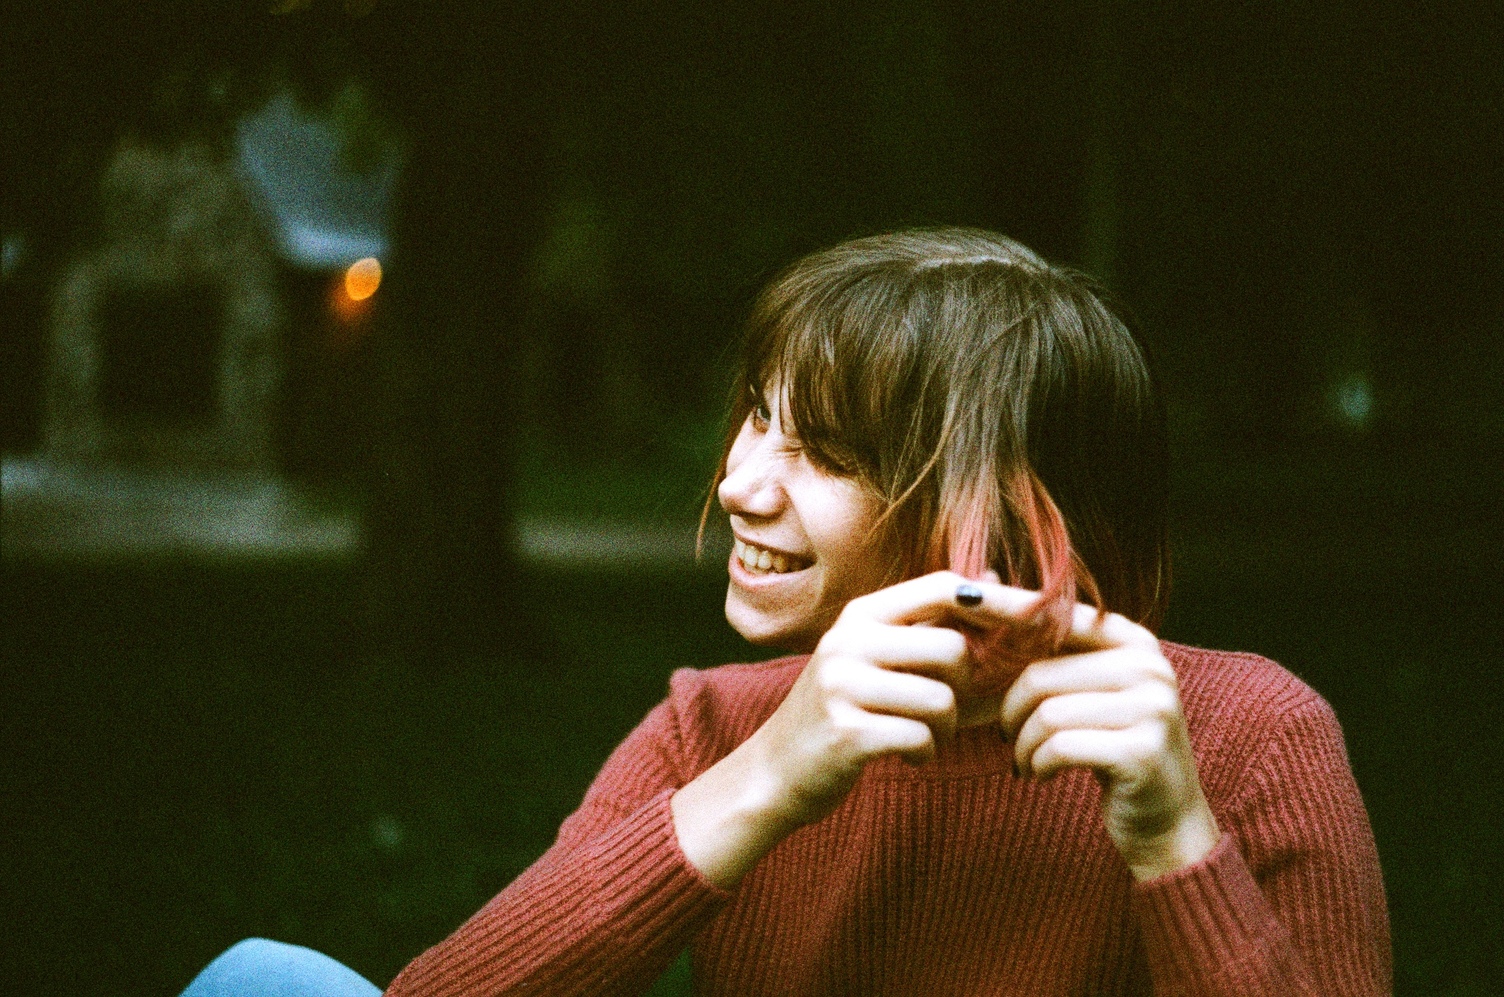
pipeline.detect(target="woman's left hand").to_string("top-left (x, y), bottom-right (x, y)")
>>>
top-left (972, 586), bottom-right (1221, 881)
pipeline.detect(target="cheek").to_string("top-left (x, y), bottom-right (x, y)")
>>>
top-left (809, 486), bottom-right (889, 594)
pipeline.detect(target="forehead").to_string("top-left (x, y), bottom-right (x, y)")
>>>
top-left (746, 318), bottom-right (832, 408)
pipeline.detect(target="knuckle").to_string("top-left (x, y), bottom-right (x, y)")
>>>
top-left (1142, 653), bottom-right (1177, 683)
top-left (1139, 723), bottom-right (1169, 758)
top-left (815, 659), bottom-right (855, 697)
top-left (834, 602), bottom-right (865, 628)
top-left (928, 682), bottom-right (957, 713)
top-left (897, 718), bottom-right (929, 746)
top-left (1143, 683), bottom-right (1177, 715)
top-left (1035, 697), bottom-right (1065, 730)
top-left (853, 725), bottom-right (886, 758)
top-left (826, 709), bottom-right (864, 748)
top-left (822, 624), bottom-right (858, 656)
top-left (940, 628), bottom-right (969, 660)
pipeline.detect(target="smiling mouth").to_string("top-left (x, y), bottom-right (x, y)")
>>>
top-left (733, 538), bottom-right (813, 575)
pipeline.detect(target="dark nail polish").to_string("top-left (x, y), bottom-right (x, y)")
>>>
top-left (955, 584), bottom-right (983, 607)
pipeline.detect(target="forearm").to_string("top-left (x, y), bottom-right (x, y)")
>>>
top-left (386, 792), bottom-right (727, 997)
top-left (1133, 834), bottom-right (1331, 997)
top-left (670, 732), bottom-right (799, 890)
top-left (1132, 696), bottom-right (1392, 996)
top-left (387, 685), bottom-right (736, 997)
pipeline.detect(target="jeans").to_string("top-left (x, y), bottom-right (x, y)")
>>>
top-left (179, 939), bottom-right (382, 997)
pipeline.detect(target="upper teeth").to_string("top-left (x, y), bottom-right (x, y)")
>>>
top-left (734, 539), bottom-right (805, 575)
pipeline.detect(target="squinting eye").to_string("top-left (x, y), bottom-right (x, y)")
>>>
top-left (751, 398), bottom-right (772, 427)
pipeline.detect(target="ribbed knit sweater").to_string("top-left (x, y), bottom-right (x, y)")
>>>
top-left (385, 642), bottom-right (1391, 996)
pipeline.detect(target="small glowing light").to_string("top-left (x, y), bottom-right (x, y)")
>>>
top-left (344, 257), bottom-right (382, 301)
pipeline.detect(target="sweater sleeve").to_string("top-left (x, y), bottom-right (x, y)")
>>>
top-left (384, 674), bottom-right (734, 997)
top-left (1130, 697), bottom-right (1392, 997)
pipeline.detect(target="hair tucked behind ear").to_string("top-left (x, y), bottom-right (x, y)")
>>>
top-left (709, 228), bottom-right (1169, 689)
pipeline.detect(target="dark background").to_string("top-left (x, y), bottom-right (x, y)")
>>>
top-left (3, 2), bottom-right (1501, 995)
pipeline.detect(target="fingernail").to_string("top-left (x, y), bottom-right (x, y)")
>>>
top-left (955, 583), bottom-right (983, 607)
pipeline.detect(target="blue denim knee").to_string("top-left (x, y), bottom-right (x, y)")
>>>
top-left (179, 938), bottom-right (382, 997)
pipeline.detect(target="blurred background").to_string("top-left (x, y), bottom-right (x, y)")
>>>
top-left (2, 1), bottom-right (1500, 994)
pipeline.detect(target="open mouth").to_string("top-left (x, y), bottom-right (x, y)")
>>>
top-left (733, 538), bottom-right (813, 575)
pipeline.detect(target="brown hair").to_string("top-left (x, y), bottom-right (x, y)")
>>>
top-left (706, 228), bottom-right (1169, 686)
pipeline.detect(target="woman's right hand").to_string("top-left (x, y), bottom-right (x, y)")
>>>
top-left (671, 573), bottom-right (974, 889)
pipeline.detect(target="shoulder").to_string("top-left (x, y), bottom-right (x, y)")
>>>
top-left (662, 654), bottom-right (809, 775)
top-left (1160, 641), bottom-right (1346, 801)
top-left (1161, 640), bottom-right (1328, 720)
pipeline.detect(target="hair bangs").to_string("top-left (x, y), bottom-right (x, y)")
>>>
top-left (744, 269), bottom-right (923, 482)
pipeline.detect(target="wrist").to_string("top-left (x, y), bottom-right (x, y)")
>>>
top-left (671, 736), bottom-right (797, 890)
top-left (1123, 802), bottom-right (1221, 882)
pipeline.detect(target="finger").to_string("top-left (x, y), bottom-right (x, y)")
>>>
top-left (845, 571), bottom-right (1154, 654)
top-left (856, 669), bottom-right (959, 746)
top-left (1025, 724), bottom-right (1161, 781)
top-left (946, 582), bottom-right (1156, 652)
top-left (840, 571), bottom-right (993, 626)
top-left (857, 711), bottom-right (939, 765)
top-left (824, 622), bottom-right (969, 679)
top-left (1001, 648), bottom-right (1176, 737)
top-left (1012, 688), bottom-right (1171, 773)
top-left (819, 659), bottom-right (958, 741)
top-left (842, 570), bottom-right (1061, 627)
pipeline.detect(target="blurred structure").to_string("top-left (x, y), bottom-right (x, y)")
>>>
top-left (47, 139), bottom-right (280, 469)
top-left (2, 87), bottom-right (401, 562)
top-left (235, 86), bottom-right (398, 270)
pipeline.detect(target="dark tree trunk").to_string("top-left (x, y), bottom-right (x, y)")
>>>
top-left (353, 9), bottom-right (554, 661)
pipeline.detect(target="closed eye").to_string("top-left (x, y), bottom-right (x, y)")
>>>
top-left (747, 385), bottom-right (808, 460)
top-left (752, 397), bottom-right (772, 429)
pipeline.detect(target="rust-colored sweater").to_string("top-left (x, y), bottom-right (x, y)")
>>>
top-left (386, 643), bottom-right (1391, 996)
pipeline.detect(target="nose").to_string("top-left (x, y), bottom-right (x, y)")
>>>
top-left (718, 435), bottom-right (786, 520)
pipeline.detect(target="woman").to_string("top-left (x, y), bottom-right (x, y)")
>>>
top-left (184, 228), bottom-right (1390, 995)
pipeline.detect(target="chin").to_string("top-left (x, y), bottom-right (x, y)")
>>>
top-left (724, 594), bottom-right (821, 653)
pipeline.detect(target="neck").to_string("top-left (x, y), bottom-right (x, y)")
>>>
top-left (956, 692), bottom-right (1005, 729)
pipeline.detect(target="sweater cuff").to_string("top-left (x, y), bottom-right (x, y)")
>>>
top-left (590, 789), bottom-right (734, 932)
top-left (1131, 832), bottom-right (1284, 988)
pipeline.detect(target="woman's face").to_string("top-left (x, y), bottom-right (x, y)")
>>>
top-left (719, 386), bottom-right (894, 652)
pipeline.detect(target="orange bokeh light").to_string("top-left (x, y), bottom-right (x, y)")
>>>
top-left (344, 257), bottom-right (382, 301)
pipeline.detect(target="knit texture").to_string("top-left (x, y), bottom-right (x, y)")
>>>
top-left (385, 642), bottom-right (1391, 996)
